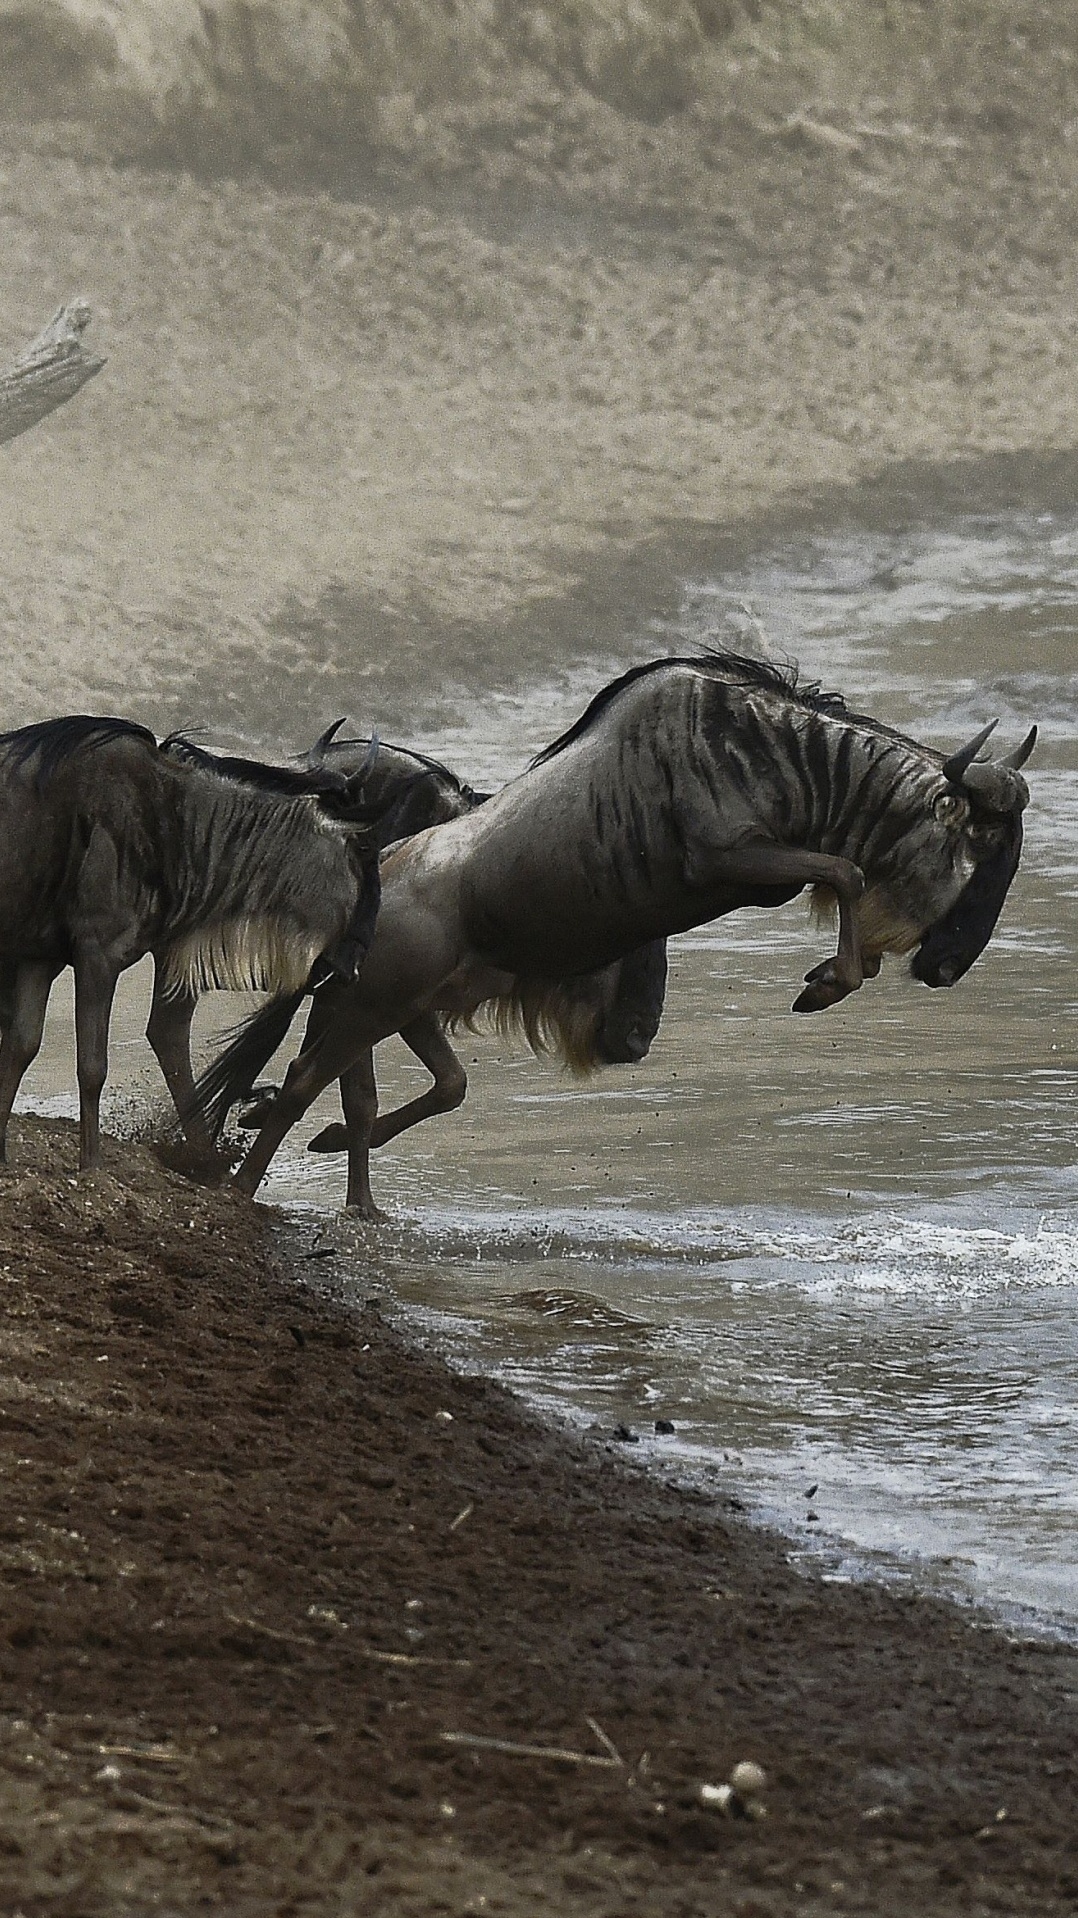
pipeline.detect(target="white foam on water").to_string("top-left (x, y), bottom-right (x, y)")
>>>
top-left (283, 1184), bottom-right (1078, 1301)
top-left (746, 1214), bottom-right (1078, 1300)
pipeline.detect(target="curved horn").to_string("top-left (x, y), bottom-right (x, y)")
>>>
top-left (339, 731), bottom-right (381, 797)
top-left (941, 719), bottom-right (998, 785)
top-left (1001, 724), bottom-right (1037, 771)
top-left (303, 717), bottom-right (350, 766)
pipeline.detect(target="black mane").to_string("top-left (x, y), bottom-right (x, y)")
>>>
top-left (529, 650), bottom-right (850, 769)
top-left (325, 734), bottom-right (487, 808)
top-left (162, 733), bottom-right (351, 801)
top-left (0, 715), bottom-right (159, 786)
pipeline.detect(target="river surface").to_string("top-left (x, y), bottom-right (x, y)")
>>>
top-left (22, 504), bottom-right (1078, 1638)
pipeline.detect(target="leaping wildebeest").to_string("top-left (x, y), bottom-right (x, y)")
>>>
top-left (222, 730), bottom-right (670, 1186)
top-left (198, 651), bottom-right (1035, 1214)
top-left (0, 716), bottom-right (382, 1172)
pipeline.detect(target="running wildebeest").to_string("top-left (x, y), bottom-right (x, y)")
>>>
top-left (132, 726), bottom-right (473, 1147)
top-left (31, 722), bottom-right (664, 1162)
top-left (198, 652), bottom-right (1035, 1215)
top-left (0, 719), bottom-right (665, 1167)
top-left (0, 716), bottom-right (382, 1172)
top-left (0, 722), bottom-right (377, 1153)
top-left (224, 729), bottom-right (669, 1189)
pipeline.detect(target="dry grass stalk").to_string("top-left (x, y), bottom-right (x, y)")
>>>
top-left (441, 1729), bottom-right (625, 1768)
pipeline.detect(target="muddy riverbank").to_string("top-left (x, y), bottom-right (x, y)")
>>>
top-left (0, 1116), bottom-right (1072, 1916)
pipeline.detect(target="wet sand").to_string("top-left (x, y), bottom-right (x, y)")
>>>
top-left (0, 1117), bottom-right (1074, 1918)
top-left (2, 63), bottom-right (1078, 743)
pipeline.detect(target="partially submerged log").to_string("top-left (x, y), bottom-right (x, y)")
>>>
top-left (0, 302), bottom-right (105, 447)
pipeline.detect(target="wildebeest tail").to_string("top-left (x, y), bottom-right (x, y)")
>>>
top-left (195, 990), bottom-right (305, 1142)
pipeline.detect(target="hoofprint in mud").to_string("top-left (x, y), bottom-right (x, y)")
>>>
top-left (199, 651), bottom-right (1035, 1213)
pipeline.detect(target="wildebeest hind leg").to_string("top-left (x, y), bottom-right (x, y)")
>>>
top-left (308, 1014), bottom-right (468, 1156)
top-left (0, 961), bottom-right (59, 1164)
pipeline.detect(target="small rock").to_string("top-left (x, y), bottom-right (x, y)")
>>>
top-left (729, 1761), bottom-right (767, 1796)
top-left (654, 1418), bottom-right (675, 1435)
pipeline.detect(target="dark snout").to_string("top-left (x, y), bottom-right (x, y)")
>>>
top-left (598, 1023), bottom-right (653, 1065)
top-left (594, 940), bottom-right (669, 1065)
top-left (910, 837), bottom-right (1021, 989)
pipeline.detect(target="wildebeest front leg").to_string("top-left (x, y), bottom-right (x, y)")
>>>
top-left (73, 953), bottom-right (121, 1171)
top-left (145, 970), bottom-right (215, 1151)
top-left (233, 1031), bottom-right (349, 1196)
top-left (0, 960), bottom-right (59, 1164)
top-left (231, 982), bottom-right (370, 1197)
top-left (339, 1052), bottom-right (386, 1220)
top-left (710, 844), bottom-right (866, 1012)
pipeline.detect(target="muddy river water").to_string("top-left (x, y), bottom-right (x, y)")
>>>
top-left (21, 505), bottom-right (1078, 1638)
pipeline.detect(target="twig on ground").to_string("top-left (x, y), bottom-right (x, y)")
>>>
top-left (441, 1729), bottom-right (625, 1768)
top-left (360, 1647), bottom-right (473, 1668)
top-left (224, 1612), bottom-right (471, 1667)
top-left (585, 1717), bottom-right (624, 1766)
top-left (101, 1780), bottom-right (234, 1835)
top-left (224, 1611), bottom-right (319, 1648)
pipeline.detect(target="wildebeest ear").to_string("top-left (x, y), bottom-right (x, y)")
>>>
top-left (941, 719), bottom-right (998, 785)
top-left (1001, 724), bottom-right (1037, 771)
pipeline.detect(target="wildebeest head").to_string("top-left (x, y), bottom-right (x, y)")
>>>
top-left (909, 720), bottom-right (1036, 989)
top-left (306, 723), bottom-right (487, 847)
top-left (593, 939), bottom-right (669, 1064)
top-left (470, 939), bottom-right (669, 1077)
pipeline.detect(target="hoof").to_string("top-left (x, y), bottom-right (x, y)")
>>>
top-left (237, 1092), bottom-right (277, 1131)
top-left (308, 1123), bottom-right (349, 1154)
top-left (794, 955), bottom-right (861, 1012)
top-left (793, 973), bottom-right (854, 1013)
top-left (344, 1200), bottom-right (389, 1225)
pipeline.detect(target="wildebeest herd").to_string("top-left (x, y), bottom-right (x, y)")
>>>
top-left (0, 649), bottom-right (1035, 1218)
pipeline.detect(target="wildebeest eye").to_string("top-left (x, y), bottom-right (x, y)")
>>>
top-left (933, 790), bottom-right (969, 824)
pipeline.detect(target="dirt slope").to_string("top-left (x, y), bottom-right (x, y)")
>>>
top-left (0, 1118), bottom-right (1074, 1916)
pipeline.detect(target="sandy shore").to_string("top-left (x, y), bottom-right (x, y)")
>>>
top-left (0, 1116), bottom-right (1072, 1917)
top-left (2, 48), bottom-right (1078, 744)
